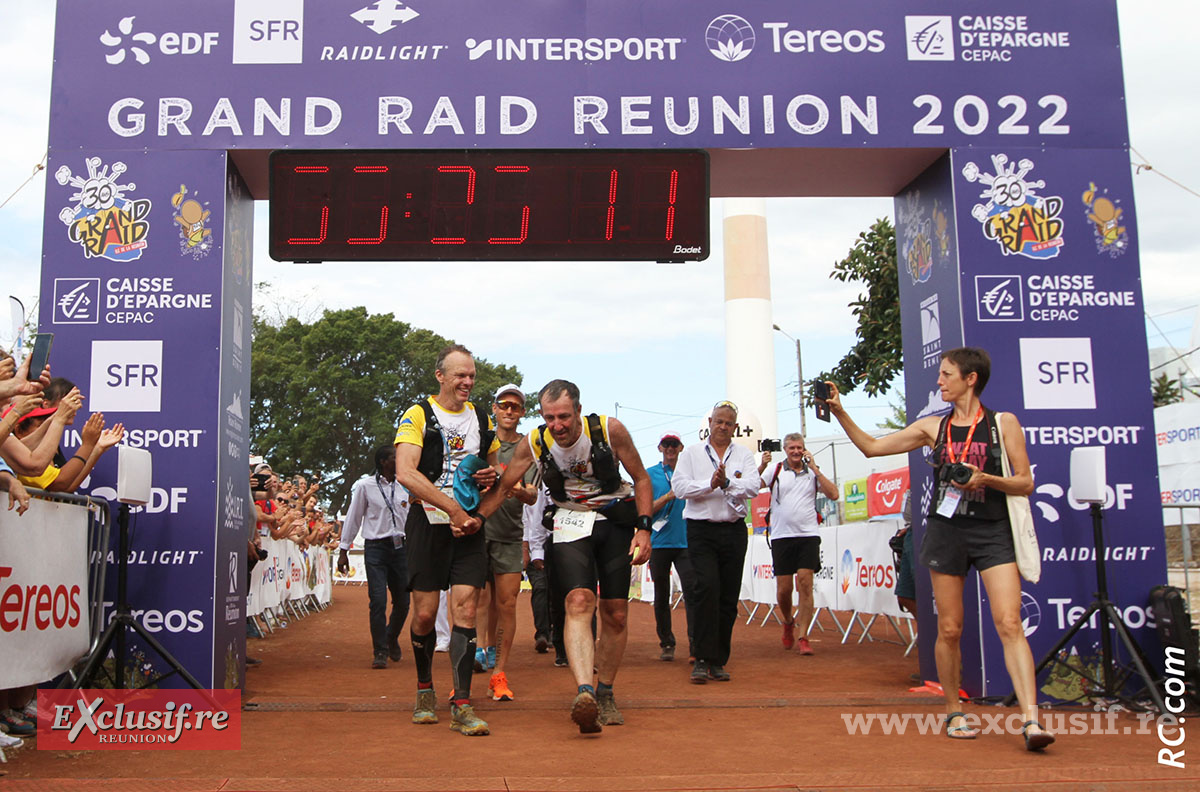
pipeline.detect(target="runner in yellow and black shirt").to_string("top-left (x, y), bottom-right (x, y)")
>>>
top-left (395, 344), bottom-right (500, 737)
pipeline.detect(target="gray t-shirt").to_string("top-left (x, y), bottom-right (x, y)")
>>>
top-left (485, 439), bottom-right (535, 543)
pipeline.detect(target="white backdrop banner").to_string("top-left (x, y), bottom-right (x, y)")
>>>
top-left (247, 539), bottom-right (332, 618)
top-left (0, 499), bottom-right (91, 688)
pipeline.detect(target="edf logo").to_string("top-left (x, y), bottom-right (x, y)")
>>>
top-left (89, 340), bottom-right (163, 413)
top-left (1019, 337), bottom-right (1096, 410)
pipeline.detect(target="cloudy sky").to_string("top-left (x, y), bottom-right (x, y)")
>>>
top-left (0, 2), bottom-right (1197, 467)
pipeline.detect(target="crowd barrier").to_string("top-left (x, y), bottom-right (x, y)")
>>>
top-left (246, 537), bottom-right (333, 632)
top-left (0, 490), bottom-right (109, 689)
top-left (630, 520), bottom-right (916, 652)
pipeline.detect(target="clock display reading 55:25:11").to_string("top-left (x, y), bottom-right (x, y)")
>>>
top-left (268, 149), bottom-right (709, 262)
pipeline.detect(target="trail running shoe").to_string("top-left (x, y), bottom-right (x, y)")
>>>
top-left (596, 689), bottom-right (624, 726)
top-left (707, 664), bottom-right (731, 682)
top-left (489, 671), bottom-right (515, 701)
top-left (797, 637), bottom-right (814, 655)
top-left (449, 703), bottom-right (490, 736)
top-left (412, 688), bottom-right (438, 724)
top-left (474, 647), bottom-right (487, 673)
top-left (782, 620), bottom-right (795, 650)
top-left (659, 645), bottom-right (675, 662)
top-left (691, 660), bottom-right (709, 684)
top-left (570, 690), bottom-right (602, 734)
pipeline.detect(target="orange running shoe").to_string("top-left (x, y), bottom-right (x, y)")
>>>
top-left (782, 620), bottom-right (795, 650)
top-left (489, 671), bottom-right (515, 701)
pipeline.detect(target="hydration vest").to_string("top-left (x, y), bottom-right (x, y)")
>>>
top-left (414, 400), bottom-right (495, 484)
top-left (538, 414), bottom-right (622, 503)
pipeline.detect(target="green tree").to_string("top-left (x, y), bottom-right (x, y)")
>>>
top-left (812, 218), bottom-right (902, 399)
top-left (877, 398), bottom-right (907, 431)
top-left (1153, 373), bottom-right (1183, 407)
top-left (250, 306), bottom-right (523, 515)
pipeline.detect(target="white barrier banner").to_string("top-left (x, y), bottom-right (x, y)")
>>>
top-left (0, 499), bottom-right (91, 688)
top-left (333, 549), bottom-right (367, 583)
top-left (835, 521), bottom-right (905, 617)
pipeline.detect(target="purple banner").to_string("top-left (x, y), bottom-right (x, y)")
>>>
top-left (951, 146), bottom-right (1162, 699)
top-left (49, 0), bottom-right (1125, 151)
top-left (39, 149), bottom-right (233, 686)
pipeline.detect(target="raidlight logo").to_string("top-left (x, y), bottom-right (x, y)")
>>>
top-left (706, 14), bottom-right (755, 62)
top-left (1020, 591), bottom-right (1041, 637)
top-left (233, 0), bottom-right (304, 65)
top-left (100, 16), bottom-right (220, 65)
top-left (976, 275), bottom-right (1024, 322)
top-left (920, 294), bottom-right (941, 370)
top-left (352, 0), bottom-right (419, 34)
top-left (905, 16), bottom-right (954, 61)
top-left (54, 278), bottom-right (101, 325)
top-left (89, 340), bottom-right (163, 413)
top-left (1019, 337), bottom-right (1095, 410)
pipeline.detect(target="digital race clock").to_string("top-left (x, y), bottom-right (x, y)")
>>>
top-left (268, 149), bottom-right (709, 262)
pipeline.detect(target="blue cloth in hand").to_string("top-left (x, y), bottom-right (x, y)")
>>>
top-left (453, 454), bottom-right (488, 512)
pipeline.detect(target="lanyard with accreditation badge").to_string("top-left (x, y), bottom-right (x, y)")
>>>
top-left (936, 407), bottom-right (983, 519)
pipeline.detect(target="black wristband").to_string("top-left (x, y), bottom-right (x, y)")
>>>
top-left (70, 454), bottom-right (87, 464)
top-left (637, 515), bottom-right (652, 532)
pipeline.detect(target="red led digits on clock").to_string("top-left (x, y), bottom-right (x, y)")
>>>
top-left (489, 166), bottom-right (530, 245)
top-left (605, 170), bottom-right (618, 241)
top-left (288, 165), bottom-right (330, 244)
top-left (347, 165), bottom-right (389, 245)
top-left (665, 169), bottom-right (678, 240)
top-left (431, 165), bottom-right (476, 245)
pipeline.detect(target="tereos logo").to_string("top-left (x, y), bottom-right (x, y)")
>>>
top-left (839, 549), bottom-right (854, 594)
top-left (706, 14), bottom-right (755, 61)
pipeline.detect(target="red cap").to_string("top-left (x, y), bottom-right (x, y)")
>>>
top-left (2, 404), bottom-right (57, 422)
top-left (658, 432), bottom-right (682, 445)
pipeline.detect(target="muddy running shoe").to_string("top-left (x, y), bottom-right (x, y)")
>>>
top-left (570, 690), bottom-right (602, 734)
top-left (797, 637), bottom-right (814, 656)
top-left (449, 703), bottom-right (490, 736)
top-left (782, 620), bottom-right (795, 650)
top-left (596, 689), bottom-right (624, 726)
top-left (412, 688), bottom-right (438, 724)
top-left (489, 671), bottom-right (515, 701)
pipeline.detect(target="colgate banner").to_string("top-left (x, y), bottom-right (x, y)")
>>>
top-left (867, 467), bottom-right (909, 517)
top-left (0, 499), bottom-right (91, 688)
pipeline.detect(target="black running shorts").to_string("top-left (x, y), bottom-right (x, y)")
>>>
top-left (918, 516), bottom-right (1016, 577)
top-left (770, 535), bottom-right (821, 576)
top-left (405, 505), bottom-right (487, 591)
top-left (550, 515), bottom-right (635, 600)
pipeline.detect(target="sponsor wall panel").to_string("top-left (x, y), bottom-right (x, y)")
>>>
top-left (866, 467), bottom-right (908, 517)
top-left (952, 146), bottom-right (1165, 697)
top-left (50, 1), bottom-right (1125, 151)
top-left (39, 149), bottom-right (230, 687)
top-left (843, 478), bottom-right (869, 522)
top-left (894, 153), bottom-right (968, 688)
top-left (213, 161), bottom-right (255, 690)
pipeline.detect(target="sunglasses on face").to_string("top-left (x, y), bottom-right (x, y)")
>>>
top-left (661, 441), bottom-right (682, 448)
top-left (495, 401), bottom-right (524, 413)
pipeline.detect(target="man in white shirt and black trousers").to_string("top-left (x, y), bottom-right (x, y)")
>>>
top-left (761, 433), bottom-right (838, 655)
top-left (338, 446), bottom-right (411, 669)
top-left (671, 400), bottom-right (761, 684)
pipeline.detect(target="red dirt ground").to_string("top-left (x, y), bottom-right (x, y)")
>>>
top-left (3, 585), bottom-right (1197, 791)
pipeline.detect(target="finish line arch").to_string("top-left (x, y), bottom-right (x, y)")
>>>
top-left (39, 1), bottom-right (1160, 696)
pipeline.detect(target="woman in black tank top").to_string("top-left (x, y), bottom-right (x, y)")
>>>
top-left (818, 347), bottom-right (1054, 752)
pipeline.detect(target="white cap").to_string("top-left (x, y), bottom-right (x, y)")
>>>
top-left (494, 383), bottom-right (525, 402)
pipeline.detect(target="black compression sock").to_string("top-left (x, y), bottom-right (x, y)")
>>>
top-left (449, 625), bottom-right (477, 702)
top-left (411, 629), bottom-right (436, 686)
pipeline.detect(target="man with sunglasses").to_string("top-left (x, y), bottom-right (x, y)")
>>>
top-left (671, 401), bottom-right (761, 683)
top-left (646, 433), bottom-right (697, 663)
top-left (474, 384), bottom-right (538, 702)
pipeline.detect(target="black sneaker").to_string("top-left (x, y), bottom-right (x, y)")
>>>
top-left (372, 652), bottom-right (388, 669)
top-left (691, 659), bottom-right (709, 684)
top-left (388, 643), bottom-right (403, 662)
top-left (246, 657), bottom-right (262, 667)
top-left (659, 645), bottom-right (675, 662)
top-left (535, 635), bottom-right (551, 654)
top-left (554, 655), bottom-right (569, 668)
top-left (707, 664), bottom-right (731, 682)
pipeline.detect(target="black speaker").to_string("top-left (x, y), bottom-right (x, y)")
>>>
top-left (1149, 585), bottom-right (1200, 699)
